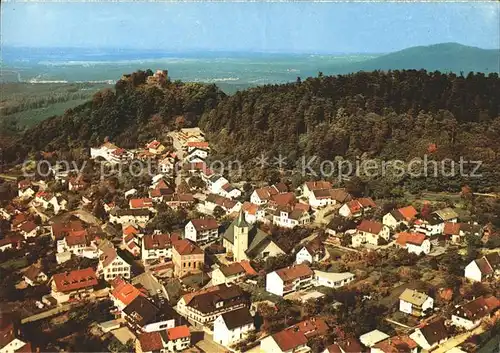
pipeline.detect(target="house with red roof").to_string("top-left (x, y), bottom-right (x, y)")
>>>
top-left (18, 221), bottom-right (39, 239)
top-left (241, 202), bottom-right (266, 224)
top-left (339, 197), bottom-right (376, 218)
top-left (164, 193), bottom-right (195, 210)
top-left (383, 205), bottom-right (418, 229)
top-left (451, 295), bottom-right (499, 330)
top-left (56, 229), bottom-right (99, 259)
top-left (211, 261), bottom-right (257, 286)
top-left (464, 252), bottom-right (499, 282)
top-left (172, 239), bottom-right (204, 277)
top-left (145, 139), bottom-right (166, 155)
top-left (308, 187), bottom-right (352, 209)
top-left (184, 218), bottom-right (219, 244)
top-left (395, 232), bottom-right (431, 255)
top-left (129, 198), bottom-right (154, 210)
top-left (135, 325), bottom-right (191, 353)
top-left (266, 263), bottom-right (314, 297)
top-left (109, 277), bottom-right (146, 311)
top-left (302, 180), bottom-right (333, 198)
top-left (272, 206), bottom-right (311, 229)
top-left (250, 183), bottom-right (289, 205)
top-left (141, 233), bottom-right (174, 264)
top-left (352, 220), bottom-right (390, 248)
top-left (260, 318), bottom-right (329, 353)
top-left (50, 267), bottom-right (98, 303)
top-left (17, 179), bottom-right (36, 199)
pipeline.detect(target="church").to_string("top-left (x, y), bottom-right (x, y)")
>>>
top-left (223, 211), bottom-right (284, 262)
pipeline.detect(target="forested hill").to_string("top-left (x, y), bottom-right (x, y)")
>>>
top-left (199, 70), bottom-right (500, 191)
top-left (4, 69), bottom-right (500, 191)
top-left (342, 43), bottom-right (500, 74)
top-left (5, 70), bottom-right (225, 159)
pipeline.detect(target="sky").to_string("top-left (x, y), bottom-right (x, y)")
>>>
top-left (2, 1), bottom-right (499, 54)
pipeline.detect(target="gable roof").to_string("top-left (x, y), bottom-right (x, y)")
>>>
top-left (443, 222), bottom-right (461, 236)
top-left (24, 265), bottom-right (43, 282)
top-left (172, 239), bottom-right (203, 256)
top-left (242, 202), bottom-right (259, 216)
top-left (111, 277), bottom-right (144, 306)
top-left (397, 206), bottom-right (418, 221)
top-left (52, 268), bottom-right (97, 293)
top-left (129, 198), bottom-right (153, 209)
top-left (219, 262), bottom-right (245, 277)
top-left (357, 219), bottom-right (384, 235)
top-left (396, 232), bottom-right (427, 247)
top-left (143, 233), bottom-right (171, 250)
top-left (220, 307), bottom-right (253, 330)
top-left (373, 335), bottom-right (417, 353)
top-left (184, 284), bottom-right (247, 314)
top-left (138, 331), bottom-right (164, 351)
top-left (270, 192), bottom-right (296, 207)
top-left (271, 327), bottom-right (308, 352)
top-left (190, 218), bottom-right (219, 232)
top-left (123, 296), bottom-right (176, 326)
top-left (288, 318), bottom-right (329, 339)
top-left (453, 295), bottom-right (499, 321)
top-left (274, 264), bottom-right (313, 282)
top-left (167, 325), bottom-right (190, 340)
top-left (418, 318), bottom-right (448, 345)
top-left (223, 218), bottom-right (279, 259)
top-left (305, 181), bottom-right (332, 191)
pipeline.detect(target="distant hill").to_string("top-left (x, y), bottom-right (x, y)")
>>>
top-left (342, 43), bottom-right (499, 74)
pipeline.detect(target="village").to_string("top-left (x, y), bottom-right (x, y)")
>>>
top-left (0, 124), bottom-right (499, 353)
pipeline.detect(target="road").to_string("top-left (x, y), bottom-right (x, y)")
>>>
top-left (21, 301), bottom-right (84, 324)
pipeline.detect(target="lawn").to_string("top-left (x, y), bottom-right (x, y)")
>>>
top-left (0, 257), bottom-right (28, 270)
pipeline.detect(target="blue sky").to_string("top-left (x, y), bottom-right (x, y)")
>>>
top-left (2, 1), bottom-right (499, 53)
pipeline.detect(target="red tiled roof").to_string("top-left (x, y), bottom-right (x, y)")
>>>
top-left (305, 181), bottom-right (332, 191)
top-left (143, 233), bottom-right (171, 250)
top-left (146, 140), bottom-right (161, 149)
top-left (129, 198), bottom-right (153, 209)
top-left (242, 202), bottom-right (258, 215)
top-left (254, 186), bottom-right (279, 201)
top-left (240, 260), bottom-right (257, 276)
top-left (111, 277), bottom-right (143, 306)
top-left (443, 222), bottom-right (461, 236)
top-left (138, 331), bottom-right (164, 351)
top-left (270, 192), bottom-right (296, 207)
top-left (357, 219), bottom-right (383, 235)
top-left (190, 218), bottom-right (218, 231)
top-left (396, 232), bottom-right (426, 247)
top-left (52, 268), bottom-right (97, 293)
top-left (65, 230), bottom-right (89, 246)
top-left (398, 206), bottom-right (418, 221)
top-left (289, 318), bottom-right (329, 339)
top-left (454, 295), bottom-right (499, 321)
top-left (373, 336), bottom-right (417, 353)
top-left (173, 239), bottom-right (203, 256)
top-left (275, 263), bottom-right (313, 282)
top-left (167, 325), bottom-right (190, 340)
top-left (186, 141), bottom-right (209, 149)
top-left (358, 197), bottom-right (376, 208)
top-left (19, 221), bottom-right (37, 233)
top-left (272, 328), bottom-right (308, 351)
top-left (123, 225), bottom-right (139, 236)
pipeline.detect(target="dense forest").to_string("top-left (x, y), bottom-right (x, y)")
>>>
top-left (2, 69), bottom-right (500, 193)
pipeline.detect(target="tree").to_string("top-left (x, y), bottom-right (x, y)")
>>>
top-left (212, 206), bottom-right (226, 219)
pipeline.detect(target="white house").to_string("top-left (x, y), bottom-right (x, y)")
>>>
top-left (206, 175), bottom-right (230, 195)
top-left (313, 270), bottom-right (354, 289)
top-left (464, 252), bottom-right (499, 282)
top-left (136, 326), bottom-right (191, 353)
top-left (50, 267), bottom-right (98, 304)
top-left (56, 231), bottom-right (99, 259)
top-left (272, 208), bottom-right (310, 229)
top-left (260, 327), bottom-right (309, 353)
top-left (205, 194), bottom-right (242, 215)
top-left (339, 198), bottom-right (376, 218)
top-left (109, 208), bottom-right (150, 226)
top-left (308, 188), bottom-right (351, 209)
top-left (141, 233), bottom-right (172, 264)
top-left (241, 202), bottom-right (266, 224)
top-left (382, 205), bottom-right (418, 229)
top-left (409, 318), bottom-right (448, 351)
top-left (34, 191), bottom-right (67, 214)
top-left (17, 179), bottom-right (35, 199)
top-left (211, 261), bottom-right (256, 286)
top-left (18, 221), bottom-right (39, 239)
top-left (359, 329), bottom-right (390, 348)
top-left (412, 213), bottom-right (445, 237)
top-left (295, 240), bottom-right (324, 265)
top-left (266, 263), bottom-right (314, 297)
top-left (451, 295), bottom-right (499, 330)
top-left (352, 220), bottom-right (390, 247)
top-left (395, 232), bottom-right (431, 255)
top-left (90, 142), bottom-right (133, 164)
top-left (97, 245), bottom-right (131, 281)
top-left (23, 265), bottom-right (48, 286)
top-left (213, 307), bottom-right (255, 348)
top-left (250, 184), bottom-right (288, 205)
top-left (122, 295), bottom-right (176, 333)
top-left (399, 289), bottom-right (434, 317)
top-left (184, 148), bottom-right (209, 162)
top-left (220, 183), bottom-right (242, 199)
top-left (184, 218), bottom-right (219, 244)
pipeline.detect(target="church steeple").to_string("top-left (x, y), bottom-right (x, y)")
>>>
top-left (235, 209), bottom-right (249, 228)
